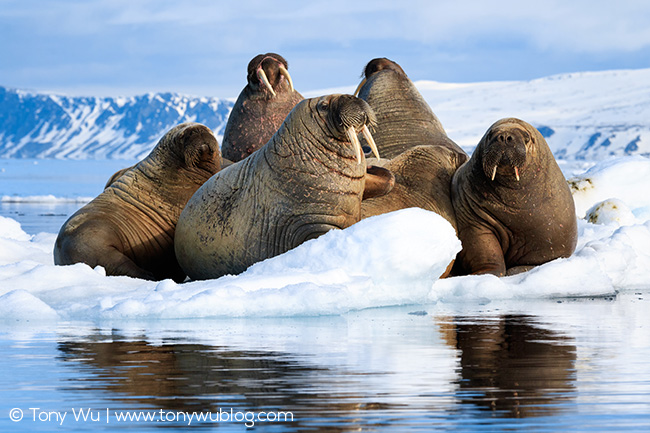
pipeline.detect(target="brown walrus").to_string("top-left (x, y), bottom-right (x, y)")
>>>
top-left (174, 94), bottom-right (391, 280)
top-left (54, 123), bottom-right (222, 282)
top-left (355, 57), bottom-right (467, 162)
top-left (361, 145), bottom-right (463, 227)
top-left (220, 53), bottom-right (304, 163)
top-left (450, 118), bottom-right (577, 277)
top-left (361, 145), bottom-right (466, 277)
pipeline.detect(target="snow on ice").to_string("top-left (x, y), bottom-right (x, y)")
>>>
top-left (1, 157), bottom-right (650, 321)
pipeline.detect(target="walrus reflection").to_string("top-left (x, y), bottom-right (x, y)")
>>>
top-left (440, 315), bottom-right (576, 418)
top-left (57, 336), bottom-right (393, 430)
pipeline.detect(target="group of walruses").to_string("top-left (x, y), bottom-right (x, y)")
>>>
top-left (53, 54), bottom-right (578, 282)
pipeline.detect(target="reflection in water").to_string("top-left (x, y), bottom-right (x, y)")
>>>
top-left (54, 315), bottom-right (578, 430)
top-left (441, 315), bottom-right (577, 418)
top-left (57, 334), bottom-right (394, 430)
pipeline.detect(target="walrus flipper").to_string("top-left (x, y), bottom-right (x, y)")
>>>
top-left (363, 166), bottom-right (395, 200)
top-left (506, 265), bottom-right (537, 276)
top-left (457, 228), bottom-right (506, 277)
top-left (101, 247), bottom-right (156, 281)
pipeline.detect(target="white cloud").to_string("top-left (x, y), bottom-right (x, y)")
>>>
top-left (399, 1), bottom-right (650, 52)
top-left (1, 0), bottom-right (649, 96)
top-left (4, 0), bottom-right (650, 52)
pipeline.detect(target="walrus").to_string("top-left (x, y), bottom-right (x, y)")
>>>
top-left (355, 57), bottom-right (467, 162)
top-left (174, 94), bottom-right (391, 280)
top-left (450, 118), bottom-right (577, 277)
top-left (361, 145), bottom-right (465, 277)
top-left (54, 123), bottom-right (222, 282)
top-left (220, 53), bottom-right (304, 163)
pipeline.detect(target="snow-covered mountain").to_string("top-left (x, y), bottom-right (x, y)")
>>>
top-left (414, 68), bottom-right (650, 160)
top-left (0, 87), bottom-right (232, 159)
top-left (1, 68), bottom-right (649, 160)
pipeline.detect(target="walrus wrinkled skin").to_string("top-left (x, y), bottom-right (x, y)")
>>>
top-left (175, 94), bottom-right (393, 280)
top-left (221, 53), bottom-right (304, 163)
top-left (451, 118), bottom-right (577, 277)
top-left (355, 57), bottom-right (468, 162)
top-left (361, 145), bottom-right (465, 278)
top-left (54, 123), bottom-right (221, 282)
top-left (361, 145), bottom-right (463, 228)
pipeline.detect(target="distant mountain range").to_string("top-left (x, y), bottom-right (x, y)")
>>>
top-left (1, 68), bottom-right (649, 160)
top-left (0, 88), bottom-right (232, 159)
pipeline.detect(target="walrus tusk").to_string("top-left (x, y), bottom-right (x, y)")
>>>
top-left (514, 166), bottom-right (520, 181)
top-left (278, 65), bottom-right (294, 93)
top-left (346, 126), bottom-right (363, 165)
top-left (257, 68), bottom-right (276, 97)
top-left (491, 166), bottom-right (497, 181)
top-left (353, 78), bottom-right (367, 97)
top-left (361, 125), bottom-right (381, 160)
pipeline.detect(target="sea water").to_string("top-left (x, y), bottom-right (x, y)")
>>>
top-left (2, 299), bottom-right (650, 432)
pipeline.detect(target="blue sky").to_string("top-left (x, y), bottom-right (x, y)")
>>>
top-left (2, 0), bottom-right (650, 98)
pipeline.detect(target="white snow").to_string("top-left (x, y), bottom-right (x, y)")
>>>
top-left (568, 156), bottom-right (650, 218)
top-left (0, 157), bottom-right (649, 321)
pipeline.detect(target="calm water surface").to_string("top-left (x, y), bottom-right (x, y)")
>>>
top-left (1, 193), bottom-right (650, 431)
top-left (2, 302), bottom-right (650, 432)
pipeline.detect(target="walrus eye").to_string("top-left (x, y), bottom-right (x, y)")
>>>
top-left (317, 100), bottom-right (329, 113)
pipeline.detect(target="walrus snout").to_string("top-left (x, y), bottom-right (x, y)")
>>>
top-left (319, 94), bottom-right (380, 163)
top-left (483, 126), bottom-right (529, 182)
top-left (331, 95), bottom-right (376, 131)
top-left (247, 53), bottom-right (294, 97)
top-left (363, 58), bottom-right (406, 79)
top-left (354, 58), bottom-right (407, 96)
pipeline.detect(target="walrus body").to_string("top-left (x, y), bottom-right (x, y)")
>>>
top-left (361, 145), bottom-right (463, 229)
top-left (451, 118), bottom-right (577, 277)
top-left (221, 53), bottom-right (303, 162)
top-left (54, 123), bottom-right (221, 281)
top-left (356, 58), bottom-right (467, 162)
top-left (175, 94), bottom-right (392, 280)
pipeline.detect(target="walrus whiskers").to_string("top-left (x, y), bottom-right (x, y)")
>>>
top-left (361, 125), bottom-right (381, 160)
top-left (257, 68), bottom-right (276, 97)
top-left (278, 65), bottom-right (294, 93)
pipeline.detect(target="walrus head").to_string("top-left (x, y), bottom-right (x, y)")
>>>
top-left (246, 53), bottom-right (294, 98)
top-left (154, 123), bottom-right (221, 176)
top-left (480, 118), bottom-right (535, 183)
top-left (354, 58), bottom-right (407, 96)
top-left (314, 94), bottom-right (381, 163)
